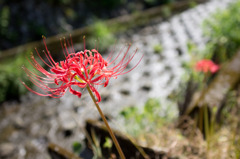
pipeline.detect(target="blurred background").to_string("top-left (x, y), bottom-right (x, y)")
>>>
top-left (0, 0), bottom-right (240, 158)
top-left (0, 0), bottom-right (180, 51)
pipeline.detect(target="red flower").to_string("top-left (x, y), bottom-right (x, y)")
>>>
top-left (195, 59), bottom-right (219, 73)
top-left (22, 37), bottom-right (142, 102)
top-left (22, 37), bottom-right (84, 98)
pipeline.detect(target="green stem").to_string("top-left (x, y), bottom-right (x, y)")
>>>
top-left (86, 85), bottom-right (126, 159)
top-left (203, 105), bottom-right (210, 155)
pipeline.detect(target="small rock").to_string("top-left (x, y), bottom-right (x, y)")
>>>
top-left (0, 143), bottom-right (16, 158)
top-left (59, 112), bottom-right (77, 130)
top-left (13, 116), bottom-right (25, 129)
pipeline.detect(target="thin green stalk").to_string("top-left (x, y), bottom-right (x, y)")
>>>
top-left (204, 105), bottom-right (210, 156)
top-left (86, 85), bottom-right (126, 159)
top-left (199, 107), bottom-right (203, 132)
top-left (204, 106), bottom-right (209, 140)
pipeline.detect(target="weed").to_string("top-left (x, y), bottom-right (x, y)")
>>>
top-left (153, 44), bottom-right (163, 54)
top-left (0, 50), bottom-right (33, 103)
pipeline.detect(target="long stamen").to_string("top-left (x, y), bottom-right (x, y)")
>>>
top-left (42, 35), bottom-right (56, 65)
top-left (63, 37), bottom-right (70, 57)
top-left (60, 38), bottom-right (67, 58)
top-left (70, 34), bottom-right (75, 53)
top-left (83, 36), bottom-right (86, 50)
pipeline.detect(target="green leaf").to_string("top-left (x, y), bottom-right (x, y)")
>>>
top-left (103, 137), bottom-right (112, 149)
top-left (72, 141), bottom-right (82, 154)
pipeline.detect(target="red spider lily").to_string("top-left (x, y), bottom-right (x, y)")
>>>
top-left (22, 36), bottom-right (85, 98)
top-left (22, 36), bottom-right (143, 102)
top-left (195, 59), bottom-right (219, 73)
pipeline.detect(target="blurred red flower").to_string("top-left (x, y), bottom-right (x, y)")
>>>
top-left (195, 59), bottom-right (219, 73)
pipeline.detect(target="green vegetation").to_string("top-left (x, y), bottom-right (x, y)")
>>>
top-left (0, 51), bottom-right (33, 103)
top-left (0, 6), bottom-right (10, 36)
top-left (161, 6), bottom-right (172, 18)
top-left (189, 1), bottom-right (197, 8)
top-left (88, 21), bottom-right (116, 53)
top-left (153, 44), bottom-right (163, 54)
top-left (103, 137), bottom-right (113, 149)
top-left (203, 0), bottom-right (240, 63)
top-left (72, 141), bottom-right (82, 154)
top-left (119, 98), bottom-right (177, 137)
